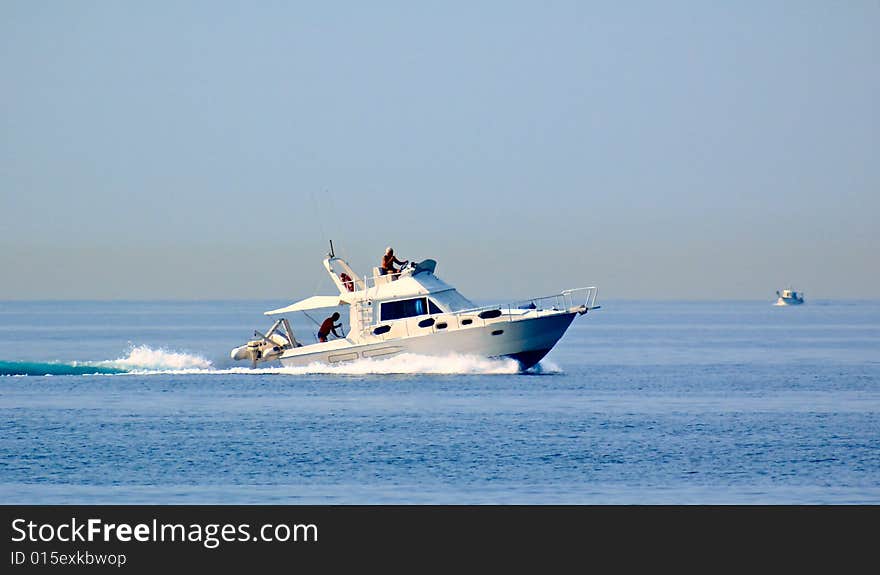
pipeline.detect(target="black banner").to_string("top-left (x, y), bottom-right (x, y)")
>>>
top-left (1, 505), bottom-right (875, 571)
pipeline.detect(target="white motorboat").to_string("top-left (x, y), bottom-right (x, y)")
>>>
top-left (231, 243), bottom-right (599, 371)
top-left (774, 288), bottom-right (805, 306)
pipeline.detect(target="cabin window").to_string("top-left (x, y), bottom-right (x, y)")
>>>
top-left (381, 297), bottom-right (430, 321)
top-left (428, 299), bottom-right (443, 315)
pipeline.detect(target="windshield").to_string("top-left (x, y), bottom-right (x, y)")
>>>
top-left (431, 289), bottom-right (475, 312)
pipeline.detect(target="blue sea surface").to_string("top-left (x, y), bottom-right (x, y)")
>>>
top-left (1, 300), bottom-right (878, 504)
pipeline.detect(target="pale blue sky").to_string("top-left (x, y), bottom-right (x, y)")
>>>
top-left (2, 1), bottom-right (877, 300)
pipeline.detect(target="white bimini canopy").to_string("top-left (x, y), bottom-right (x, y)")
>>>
top-left (264, 295), bottom-right (347, 316)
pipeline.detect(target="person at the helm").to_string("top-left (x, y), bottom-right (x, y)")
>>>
top-left (379, 247), bottom-right (408, 279)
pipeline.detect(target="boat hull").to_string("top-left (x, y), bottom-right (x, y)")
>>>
top-left (277, 311), bottom-right (578, 370)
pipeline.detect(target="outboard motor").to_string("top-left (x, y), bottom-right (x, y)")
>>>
top-left (230, 319), bottom-right (297, 367)
top-left (231, 332), bottom-right (289, 362)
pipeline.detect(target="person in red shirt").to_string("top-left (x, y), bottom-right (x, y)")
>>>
top-left (317, 312), bottom-right (342, 342)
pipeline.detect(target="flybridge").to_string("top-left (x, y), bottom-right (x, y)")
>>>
top-left (231, 241), bottom-right (599, 371)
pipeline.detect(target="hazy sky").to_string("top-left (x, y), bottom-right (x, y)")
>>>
top-left (2, 1), bottom-right (877, 300)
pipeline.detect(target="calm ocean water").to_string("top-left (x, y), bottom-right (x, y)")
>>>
top-left (1, 299), bottom-right (878, 504)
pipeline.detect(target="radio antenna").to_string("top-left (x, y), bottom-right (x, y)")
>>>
top-left (329, 240), bottom-right (335, 258)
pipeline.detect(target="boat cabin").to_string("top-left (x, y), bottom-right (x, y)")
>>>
top-left (265, 256), bottom-right (479, 343)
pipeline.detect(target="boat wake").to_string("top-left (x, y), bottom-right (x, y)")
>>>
top-left (96, 344), bottom-right (212, 372)
top-left (1, 346), bottom-right (558, 376)
top-left (0, 345), bottom-right (211, 376)
top-left (0, 360), bottom-right (128, 377)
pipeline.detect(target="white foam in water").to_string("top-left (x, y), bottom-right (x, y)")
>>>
top-left (529, 359), bottom-right (562, 374)
top-left (270, 353), bottom-right (523, 375)
top-left (98, 345), bottom-right (213, 372)
top-left (92, 346), bottom-right (550, 376)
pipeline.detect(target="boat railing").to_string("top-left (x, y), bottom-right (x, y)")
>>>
top-left (359, 266), bottom-right (414, 291)
top-left (455, 286), bottom-right (599, 318)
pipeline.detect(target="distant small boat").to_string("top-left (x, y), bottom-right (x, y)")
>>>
top-left (774, 288), bottom-right (804, 306)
